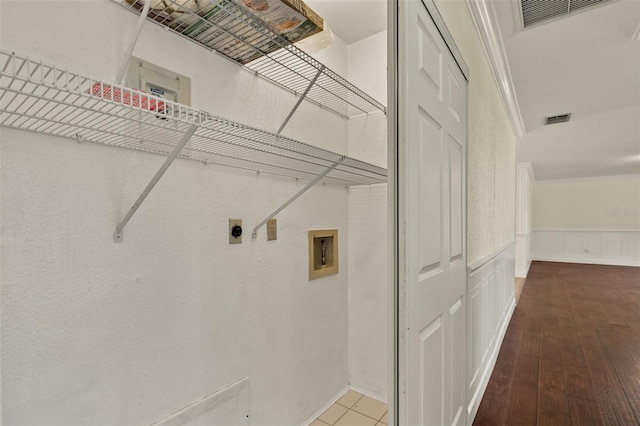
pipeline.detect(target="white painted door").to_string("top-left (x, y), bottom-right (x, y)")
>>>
top-left (396, 1), bottom-right (468, 425)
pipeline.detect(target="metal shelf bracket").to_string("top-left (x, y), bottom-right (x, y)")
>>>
top-left (114, 124), bottom-right (199, 242)
top-left (277, 65), bottom-right (325, 135)
top-left (116, 0), bottom-right (152, 84)
top-left (251, 155), bottom-right (346, 239)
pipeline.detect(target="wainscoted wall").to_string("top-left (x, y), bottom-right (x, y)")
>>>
top-left (467, 242), bottom-right (516, 424)
top-left (532, 230), bottom-right (640, 267)
top-left (515, 233), bottom-right (532, 277)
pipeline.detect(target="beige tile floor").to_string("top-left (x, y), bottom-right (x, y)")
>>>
top-left (311, 390), bottom-right (388, 426)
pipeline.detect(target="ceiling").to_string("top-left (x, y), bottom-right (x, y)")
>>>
top-left (490, 0), bottom-right (640, 180)
top-left (304, 0), bottom-right (639, 181)
top-left (305, 0), bottom-right (387, 45)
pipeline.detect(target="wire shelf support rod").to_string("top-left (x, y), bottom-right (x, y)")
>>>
top-left (251, 155), bottom-right (345, 238)
top-left (277, 64), bottom-right (325, 135)
top-left (114, 124), bottom-right (199, 242)
top-left (116, 0), bottom-right (152, 84)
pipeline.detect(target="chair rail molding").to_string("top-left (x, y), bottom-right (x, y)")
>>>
top-left (465, 0), bottom-right (525, 138)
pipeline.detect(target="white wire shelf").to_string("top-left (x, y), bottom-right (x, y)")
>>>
top-left (0, 50), bottom-right (387, 187)
top-left (119, 0), bottom-right (387, 119)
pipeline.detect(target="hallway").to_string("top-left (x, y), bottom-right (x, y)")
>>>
top-left (473, 261), bottom-right (640, 426)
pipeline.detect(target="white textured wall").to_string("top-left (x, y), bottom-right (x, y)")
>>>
top-left (533, 176), bottom-right (640, 231)
top-left (347, 30), bottom-right (388, 401)
top-left (346, 183), bottom-right (388, 400)
top-left (347, 31), bottom-right (387, 107)
top-left (0, 1), bottom-right (354, 424)
top-left (433, 0), bottom-right (517, 265)
top-left (514, 234), bottom-right (532, 278)
top-left (515, 165), bottom-right (534, 234)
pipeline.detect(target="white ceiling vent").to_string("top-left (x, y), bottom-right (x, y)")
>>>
top-left (521, 0), bottom-right (610, 27)
top-left (545, 113), bottom-right (572, 125)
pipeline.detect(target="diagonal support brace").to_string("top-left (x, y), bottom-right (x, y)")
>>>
top-left (252, 156), bottom-right (345, 238)
top-left (116, 0), bottom-right (152, 84)
top-left (114, 124), bottom-right (199, 242)
top-left (277, 65), bottom-right (325, 135)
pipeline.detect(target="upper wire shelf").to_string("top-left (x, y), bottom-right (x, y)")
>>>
top-left (0, 50), bottom-right (387, 186)
top-left (119, 0), bottom-right (387, 119)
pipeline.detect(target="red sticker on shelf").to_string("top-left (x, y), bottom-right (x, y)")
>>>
top-left (90, 82), bottom-right (166, 113)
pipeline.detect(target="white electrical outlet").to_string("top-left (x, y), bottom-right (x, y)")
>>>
top-left (267, 218), bottom-right (277, 241)
top-left (229, 218), bottom-right (243, 244)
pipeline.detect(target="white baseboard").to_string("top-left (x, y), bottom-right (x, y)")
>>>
top-left (347, 384), bottom-right (388, 405)
top-left (532, 256), bottom-right (640, 267)
top-left (300, 385), bottom-right (350, 426)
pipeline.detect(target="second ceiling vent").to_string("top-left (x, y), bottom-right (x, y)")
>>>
top-left (545, 113), bottom-right (572, 125)
top-left (521, 0), bottom-right (609, 27)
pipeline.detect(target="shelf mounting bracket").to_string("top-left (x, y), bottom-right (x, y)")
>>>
top-left (277, 65), bottom-right (325, 135)
top-left (114, 124), bottom-right (199, 242)
top-left (116, 0), bottom-right (152, 84)
top-left (251, 155), bottom-right (345, 238)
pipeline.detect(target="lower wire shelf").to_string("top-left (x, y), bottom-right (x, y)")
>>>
top-left (0, 50), bottom-right (387, 187)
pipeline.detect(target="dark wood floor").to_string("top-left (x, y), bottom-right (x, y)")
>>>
top-left (473, 261), bottom-right (640, 426)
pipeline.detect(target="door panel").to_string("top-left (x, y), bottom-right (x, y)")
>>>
top-left (450, 137), bottom-right (463, 262)
top-left (449, 297), bottom-right (465, 426)
top-left (419, 316), bottom-right (444, 426)
top-left (398, 1), bottom-right (468, 425)
top-left (418, 20), bottom-right (443, 97)
top-left (448, 69), bottom-right (464, 123)
top-left (419, 108), bottom-right (443, 274)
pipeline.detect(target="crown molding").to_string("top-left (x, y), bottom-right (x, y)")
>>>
top-left (465, 0), bottom-right (526, 138)
top-left (518, 162), bottom-right (535, 181)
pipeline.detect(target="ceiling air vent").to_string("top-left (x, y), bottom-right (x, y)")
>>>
top-left (545, 113), bottom-right (572, 125)
top-left (521, 0), bottom-right (609, 27)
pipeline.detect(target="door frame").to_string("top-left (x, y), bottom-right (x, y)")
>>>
top-left (388, 1), bottom-right (470, 424)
